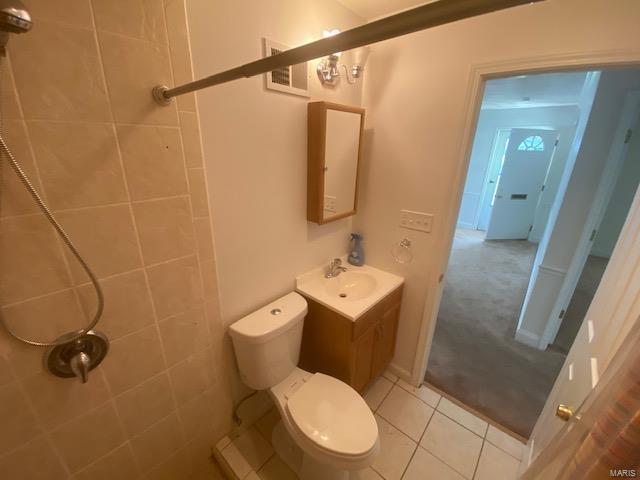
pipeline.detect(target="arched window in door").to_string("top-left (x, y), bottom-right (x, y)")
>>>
top-left (517, 135), bottom-right (545, 152)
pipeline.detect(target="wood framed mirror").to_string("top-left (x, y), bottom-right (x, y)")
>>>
top-left (307, 101), bottom-right (365, 224)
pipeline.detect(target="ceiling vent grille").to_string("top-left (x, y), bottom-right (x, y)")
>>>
top-left (263, 38), bottom-right (309, 97)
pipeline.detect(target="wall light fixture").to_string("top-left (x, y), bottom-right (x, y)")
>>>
top-left (317, 29), bottom-right (370, 86)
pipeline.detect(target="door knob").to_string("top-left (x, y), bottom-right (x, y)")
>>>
top-left (556, 404), bottom-right (574, 422)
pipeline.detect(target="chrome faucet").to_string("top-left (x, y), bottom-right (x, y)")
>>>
top-left (325, 258), bottom-right (347, 278)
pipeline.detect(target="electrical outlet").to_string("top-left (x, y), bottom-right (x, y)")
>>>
top-left (399, 209), bottom-right (433, 233)
top-left (324, 195), bottom-right (337, 213)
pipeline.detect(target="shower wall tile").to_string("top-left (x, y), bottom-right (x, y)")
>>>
top-left (0, 382), bottom-right (42, 454)
top-left (101, 325), bottom-right (165, 395)
top-left (98, 32), bottom-right (178, 125)
top-left (0, 215), bottom-right (72, 303)
top-left (76, 270), bottom-right (155, 340)
top-left (0, 120), bottom-right (42, 217)
top-left (10, 21), bottom-right (111, 122)
top-left (0, 436), bottom-right (68, 480)
top-left (0, 0), bottom-right (232, 477)
top-left (50, 402), bottom-right (126, 472)
top-left (57, 204), bottom-right (142, 282)
top-left (133, 196), bottom-right (195, 265)
top-left (92, 0), bottom-right (168, 44)
top-left (117, 125), bottom-right (188, 201)
top-left (115, 373), bottom-right (175, 437)
top-left (27, 122), bottom-right (128, 210)
top-left (24, 0), bottom-right (94, 29)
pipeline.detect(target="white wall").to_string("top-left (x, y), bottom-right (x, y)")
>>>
top-left (591, 115), bottom-right (640, 258)
top-left (356, 0), bottom-right (640, 378)
top-left (458, 106), bottom-right (579, 229)
top-left (187, 0), bottom-right (364, 329)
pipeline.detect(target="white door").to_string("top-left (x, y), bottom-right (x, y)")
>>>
top-left (485, 129), bottom-right (558, 240)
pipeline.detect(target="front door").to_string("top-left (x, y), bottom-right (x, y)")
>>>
top-left (486, 129), bottom-right (558, 240)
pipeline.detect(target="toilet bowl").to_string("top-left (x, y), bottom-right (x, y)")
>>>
top-left (229, 292), bottom-right (379, 480)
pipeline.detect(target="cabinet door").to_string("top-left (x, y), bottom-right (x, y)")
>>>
top-left (351, 326), bottom-right (376, 392)
top-left (371, 303), bottom-right (401, 378)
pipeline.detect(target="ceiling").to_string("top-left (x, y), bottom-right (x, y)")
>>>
top-left (337, 0), bottom-right (431, 20)
top-left (482, 72), bottom-right (589, 110)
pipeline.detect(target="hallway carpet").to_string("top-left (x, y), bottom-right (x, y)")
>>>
top-left (425, 229), bottom-right (566, 438)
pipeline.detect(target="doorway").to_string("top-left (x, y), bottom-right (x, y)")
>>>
top-left (425, 69), bottom-right (640, 439)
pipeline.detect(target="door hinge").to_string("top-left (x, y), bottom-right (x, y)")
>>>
top-left (559, 309), bottom-right (566, 319)
top-left (554, 139), bottom-right (559, 146)
top-left (541, 184), bottom-right (545, 192)
top-left (625, 129), bottom-right (633, 144)
top-left (528, 225), bottom-right (533, 233)
top-left (589, 229), bottom-right (597, 241)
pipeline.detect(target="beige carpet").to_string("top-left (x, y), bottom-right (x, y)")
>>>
top-left (426, 229), bottom-right (566, 438)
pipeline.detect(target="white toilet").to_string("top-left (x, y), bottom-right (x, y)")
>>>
top-left (229, 292), bottom-right (379, 480)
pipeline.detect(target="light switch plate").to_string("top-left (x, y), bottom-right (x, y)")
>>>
top-left (400, 209), bottom-right (433, 233)
top-left (324, 195), bottom-right (337, 213)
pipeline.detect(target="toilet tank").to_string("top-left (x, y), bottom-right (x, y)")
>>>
top-left (229, 292), bottom-right (308, 390)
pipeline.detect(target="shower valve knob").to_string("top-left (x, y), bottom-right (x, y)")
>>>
top-left (70, 352), bottom-right (91, 384)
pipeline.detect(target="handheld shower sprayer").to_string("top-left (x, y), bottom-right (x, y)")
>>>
top-left (0, 0), bottom-right (32, 56)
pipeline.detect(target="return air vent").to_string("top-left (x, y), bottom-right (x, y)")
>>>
top-left (263, 38), bottom-right (309, 97)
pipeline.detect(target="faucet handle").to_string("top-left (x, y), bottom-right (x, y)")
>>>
top-left (69, 352), bottom-right (91, 384)
top-left (330, 258), bottom-right (342, 266)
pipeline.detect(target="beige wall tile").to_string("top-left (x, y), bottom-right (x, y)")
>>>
top-left (163, 0), bottom-right (192, 85)
top-left (159, 306), bottom-right (209, 366)
top-left (0, 120), bottom-right (43, 217)
top-left (101, 325), bottom-right (165, 395)
top-left (1, 337), bottom-right (44, 380)
top-left (130, 412), bottom-right (184, 472)
top-left (0, 436), bottom-right (68, 480)
top-left (28, 121), bottom-right (128, 210)
top-left (186, 432), bottom-right (226, 480)
top-left (10, 21), bottom-right (111, 121)
top-left (169, 348), bottom-right (213, 405)
top-left (142, 448), bottom-right (190, 480)
top-left (92, 0), bottom-right (167, 44)
top-left (117, 125), bottom-right (188, 201)
top-left (57, 204), bottom-right (142, 282)
top-left (51, 402), bottom-right (126, 473)
top-left (186, 168), bottom-right (209, 217)
top-left (0, 215), bottom-right (72, 303)
top-left (133, 196), bottom-right (195, 265)
top-left (21, 368), bottom-right (111, 430)
top-left (25, 0), bottom-right (93, 29)
top-left (76, 270), bottom-right (155, 340)
top-left (98, 32), bottom-right (177, 125)
top-left (0, 354), bottom-right (16, 386)
top-left (179, 389), bottom-right (216, 441)
top-left (200, 259), bottom-right (218, 301)
top-left (193, 217), bottom-right (214, 260)
top-left (115, 372), bottom-right (175, 437)
top-left (179, 111), bottom-right (203, 167)
top-left (0, 57), bottom-right (22, 119)
top-left (0, 382), bottom-right (42, 454)
top-left (146, 255), bottom-right (202, 318)
top-left (1, 289), bottom-right (85, 346)
top-left (73, 443), bottom-right (140, 480)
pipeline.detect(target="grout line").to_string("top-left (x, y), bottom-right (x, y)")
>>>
top-left (471, 439), bottom-right (486, 480)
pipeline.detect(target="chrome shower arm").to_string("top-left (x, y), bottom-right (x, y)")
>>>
top-left (152, 0), bottom-right (544, 105)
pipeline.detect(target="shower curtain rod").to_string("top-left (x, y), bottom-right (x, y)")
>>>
top-left (152, 0), bottom-right (544, 105)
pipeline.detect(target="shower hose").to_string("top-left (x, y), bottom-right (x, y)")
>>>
top-left (0, 134), bottom-right (104, 347)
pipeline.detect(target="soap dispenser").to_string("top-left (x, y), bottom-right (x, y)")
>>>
top-left (348, 233), bottom-right (365, 266)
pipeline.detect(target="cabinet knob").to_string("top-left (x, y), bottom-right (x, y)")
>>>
top-left (556, 404), bottom-right (574, 422)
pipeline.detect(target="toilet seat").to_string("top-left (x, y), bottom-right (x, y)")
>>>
top-left (286, 373), bottom-right (378, 458)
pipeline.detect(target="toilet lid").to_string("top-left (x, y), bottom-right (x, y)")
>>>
top-left (286, 373), bottom-right (378, 456)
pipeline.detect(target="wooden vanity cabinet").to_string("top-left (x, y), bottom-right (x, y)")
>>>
top-left (299, 286), bottom-right (403, 393)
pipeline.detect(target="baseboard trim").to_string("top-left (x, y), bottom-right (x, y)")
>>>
top-left (514, 328), bottom-right (541, 348)
top-left (387, 362), bottom-right (412, 383)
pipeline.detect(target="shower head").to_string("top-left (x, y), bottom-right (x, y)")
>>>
top-left (0, 0), bottom-right (31, 34)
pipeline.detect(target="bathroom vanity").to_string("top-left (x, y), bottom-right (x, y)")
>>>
top-left (296, 263), bottom-right (404, 392)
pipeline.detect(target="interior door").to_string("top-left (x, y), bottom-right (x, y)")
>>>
top-left (486, 129), bottom-right (558, 240)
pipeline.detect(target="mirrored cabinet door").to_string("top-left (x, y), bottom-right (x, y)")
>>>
top-left (307, 101), bottom-right (365, 224)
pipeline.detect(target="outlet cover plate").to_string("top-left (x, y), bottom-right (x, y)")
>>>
top-left (400, 209), bottom-right (433, 233)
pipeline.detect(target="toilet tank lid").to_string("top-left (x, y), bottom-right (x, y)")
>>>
top-left (229, 292), bottom-right (308, 344)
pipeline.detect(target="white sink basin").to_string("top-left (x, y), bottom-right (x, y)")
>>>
top-left (296, 262), bottom-right (404, 320)
top-left (325, 271), bottom-right (378, 301)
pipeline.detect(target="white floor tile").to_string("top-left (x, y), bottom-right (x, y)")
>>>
top-left (255, 409), bottom-right (280, 444)
top-left (378, 385), bottom-right (434, 441)
top-left (364, 376), bottom-right (394, 411)
top-left (485, 425), bottom-right (525, 460)
top-left (437, 397), bottom-right (488, 437)
top-left (257, 454), bottom-right (297, 480)
top-left (231, 427), bottom-right (274, 472)
top-left (371, 415), bottom-right (417, 480)
top-left (221, 442), bottom-right (252, 479)
top-left (403, 446), bottom-right (466, 480)
top-left (351, 467), bottom-right (384, 479)
top-left (420, 412), bottom-right (483, 479)
top-left (474, 442), bottom-right (520, 480)
top-left (397, 379), bottom-right (441, 408)
top-left (382, 368), bottom-right (398, 383)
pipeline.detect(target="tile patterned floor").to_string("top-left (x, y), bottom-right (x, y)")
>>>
top-left (217, 370), bottom-right (526, 479)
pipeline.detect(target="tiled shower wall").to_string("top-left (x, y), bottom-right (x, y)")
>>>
top-left (0, 0), bottom-right (233, 478)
